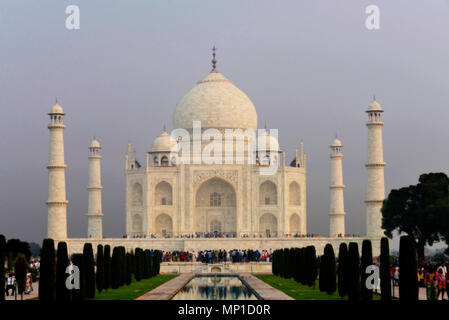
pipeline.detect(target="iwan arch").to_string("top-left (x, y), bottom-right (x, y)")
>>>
top-left (46, 50), bottom-right (385, 255)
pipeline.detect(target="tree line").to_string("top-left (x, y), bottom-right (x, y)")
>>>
top-left (272, 236), bottom-right (419, 301)
top-left (38, 238), bottom-right (162, 300)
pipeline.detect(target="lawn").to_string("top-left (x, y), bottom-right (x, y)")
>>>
top-left (91, 274), bottom-right (177, 300)
top-left (256, 275), bottom-right (381, 300)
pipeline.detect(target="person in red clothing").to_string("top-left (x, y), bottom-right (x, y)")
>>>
top-left (436, 268), bottom-right (446, 300)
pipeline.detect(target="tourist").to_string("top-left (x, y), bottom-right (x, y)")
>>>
top-left (418, 267), bottom-right (424, 287)
top-left (5, 273), bottom-right (16, 296)
top-left (424, 266), bottom-right (436, 300)
top-left (436, 267), bottom-right (446, 300)
top-left (393, 265), bottom-right (400, 287)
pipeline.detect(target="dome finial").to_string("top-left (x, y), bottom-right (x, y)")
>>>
top-left (163, 123), bottom-right (166, 132)
top-left (211, 45), bottom-right (217, 72)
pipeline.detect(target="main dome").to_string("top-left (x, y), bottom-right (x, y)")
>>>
top-left (173, 70), bottom-right (258, 130)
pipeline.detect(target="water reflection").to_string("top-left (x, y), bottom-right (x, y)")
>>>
top-left (171, 276), bottom-right (258, 300)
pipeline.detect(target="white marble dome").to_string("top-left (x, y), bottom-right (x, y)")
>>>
top-left (368, 100), bottom-right (382, 111)
top-left (173, 70), bottom-right (258, 130)
top-left (90, 138), bottom-right (101, 148)
top-left (50, 103), bottom-right (64, 114)
top-left (152, 131), bottom-right (179, 152)
top-left (331, 138), bottom-right (342, 147)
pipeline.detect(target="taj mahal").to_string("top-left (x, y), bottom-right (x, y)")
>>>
top-left (46, 49), bottom-right (386, 255)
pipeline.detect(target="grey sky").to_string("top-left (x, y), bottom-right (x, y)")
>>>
top-left (1, 1), bottom-right (449, 250)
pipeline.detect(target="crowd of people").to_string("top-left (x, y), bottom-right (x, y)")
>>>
top-left (420, 263), bottom-right (448, 300)
top-left (160, 249), bottom-right (272, 263)
top-left (4, 258), bottom-right (39, 298)
top-left (389, 262), bottom-right (449, 300)
top-left (125, 232), bottom-right (359, 239)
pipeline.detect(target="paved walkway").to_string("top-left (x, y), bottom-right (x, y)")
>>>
top-left (136, 273), bottom-right (195, 300)
top-left (239, 273), bottom-right (294, 300)
top-left (5, 282), bottom-right (39, 300)
top-left (390, 285), bottom-right (446, 300)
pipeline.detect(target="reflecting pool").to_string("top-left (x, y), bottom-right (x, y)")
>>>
top-left (171, 275), bottom-right (259, 300)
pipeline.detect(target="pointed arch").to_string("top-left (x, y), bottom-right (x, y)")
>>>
top-left (132, 182), bottom-right (143, 206)
top-left (155, 213), bottom-right (173, 237)
top-left (259, 213), bottom-right (277, 237)
top-left (194, 177), bottom-right (236, 234)
top-left (132, 214), bottom-right (142, 232)
top-left (259, 180), bottom-right (277, 205)
top-left (289, 181), bottom-right (301, 206)
top-left (289, 213), bottom-right (300, 234)
top-left (155, 181), bottom-right (173, 205)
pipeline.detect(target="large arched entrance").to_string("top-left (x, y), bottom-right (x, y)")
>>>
top-left (289, 213), bottom-right (300, 234)
top-left (195, 177), bottom-right (236, 235)
top-left (155, 213), bottom-right (173, 237)
top-left (259, 213), bottom-right (277, 237)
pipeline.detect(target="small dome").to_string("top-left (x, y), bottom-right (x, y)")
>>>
top-left (173, 70), bottom-right (258, 130)
top-left (90, 138), bottom-right (100, 148)
top-left (257, 131), bottom-right (279, 151)
top-left (50, 103), bottom-right (64, 114)
top-left (367, 100), bottom-right (382, 111)
top-left (331, 138), bottom-right (342, 147)
top-left (152, 131), bottom-right (179, 152)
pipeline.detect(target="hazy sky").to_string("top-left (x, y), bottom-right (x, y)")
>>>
top-left (1, 1), bottom-right (449, 249)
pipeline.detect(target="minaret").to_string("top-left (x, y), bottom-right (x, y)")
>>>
top-left (365, 99), bottom-right (386, 238)
top-left (87, 138), bottom-right (103, 238)
top-left (329, 137), bottom-right (346, 237)
top-left (46, 102), bottom-right (68, 239)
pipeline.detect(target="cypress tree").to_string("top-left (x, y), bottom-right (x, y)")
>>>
top-left (360, 240), bottom-right (373, 300)
top-left (143, 250), bottom-right (150, 279)
top-left (71, 253), bottom-right (85, 300)
top-left (103, 245), bottom-right (111, 290)
top-left (126, 252), bottom-right (132, 285)
top-left (282, 249), bottom-right (288, 278)
top-left (319, 250), bottom-right (328, 292)
top-left (308, 246), bottom-right (318, 288)
top-left (399, 235), bottom-right (418, 301)
top-left (56, 241), bottom-right (70, 300)
top-left (271, 250), bottom-right (276, 275)
top-left (154, 250), bottom-right (161, 275)
top-left (15, 253), bottom-right (28, 300)
top-left (118, 247), bottom-right (124, 286)
top-left (134, 248), bottom-right (143, 281)
top-left (303, 247), bottom-right (311, 285)
top-left (337, 243), bottom-right (348, 298)
top-left (275, 250), bottom-right (280, 276)
top-left (150, 250), bottom-right (155, 277)
top-left (297, 248), bottom-right (303, 284)
top-left (0, 234), bottom-right (6, 301)
top-left (111, 247), bottom-right (120, 289)
top-left (39, 238), bottom-right (56, 300)
top-left (96, 244), bottom-right (104, 293)
top-left (293, 248), bottom-right (300, 282)
top-left (83, 243), bottom-right (95, 299)
top-left (347, 242), bottom-right (361, 301)
top-left (129, 250), bottom-right (135, 278)
top-left (325, 244), bottom-right (337, 295)
top-left (380, 237), bottom-right (391, 301)
top-left (287, 248), bottom-right (294, 279)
